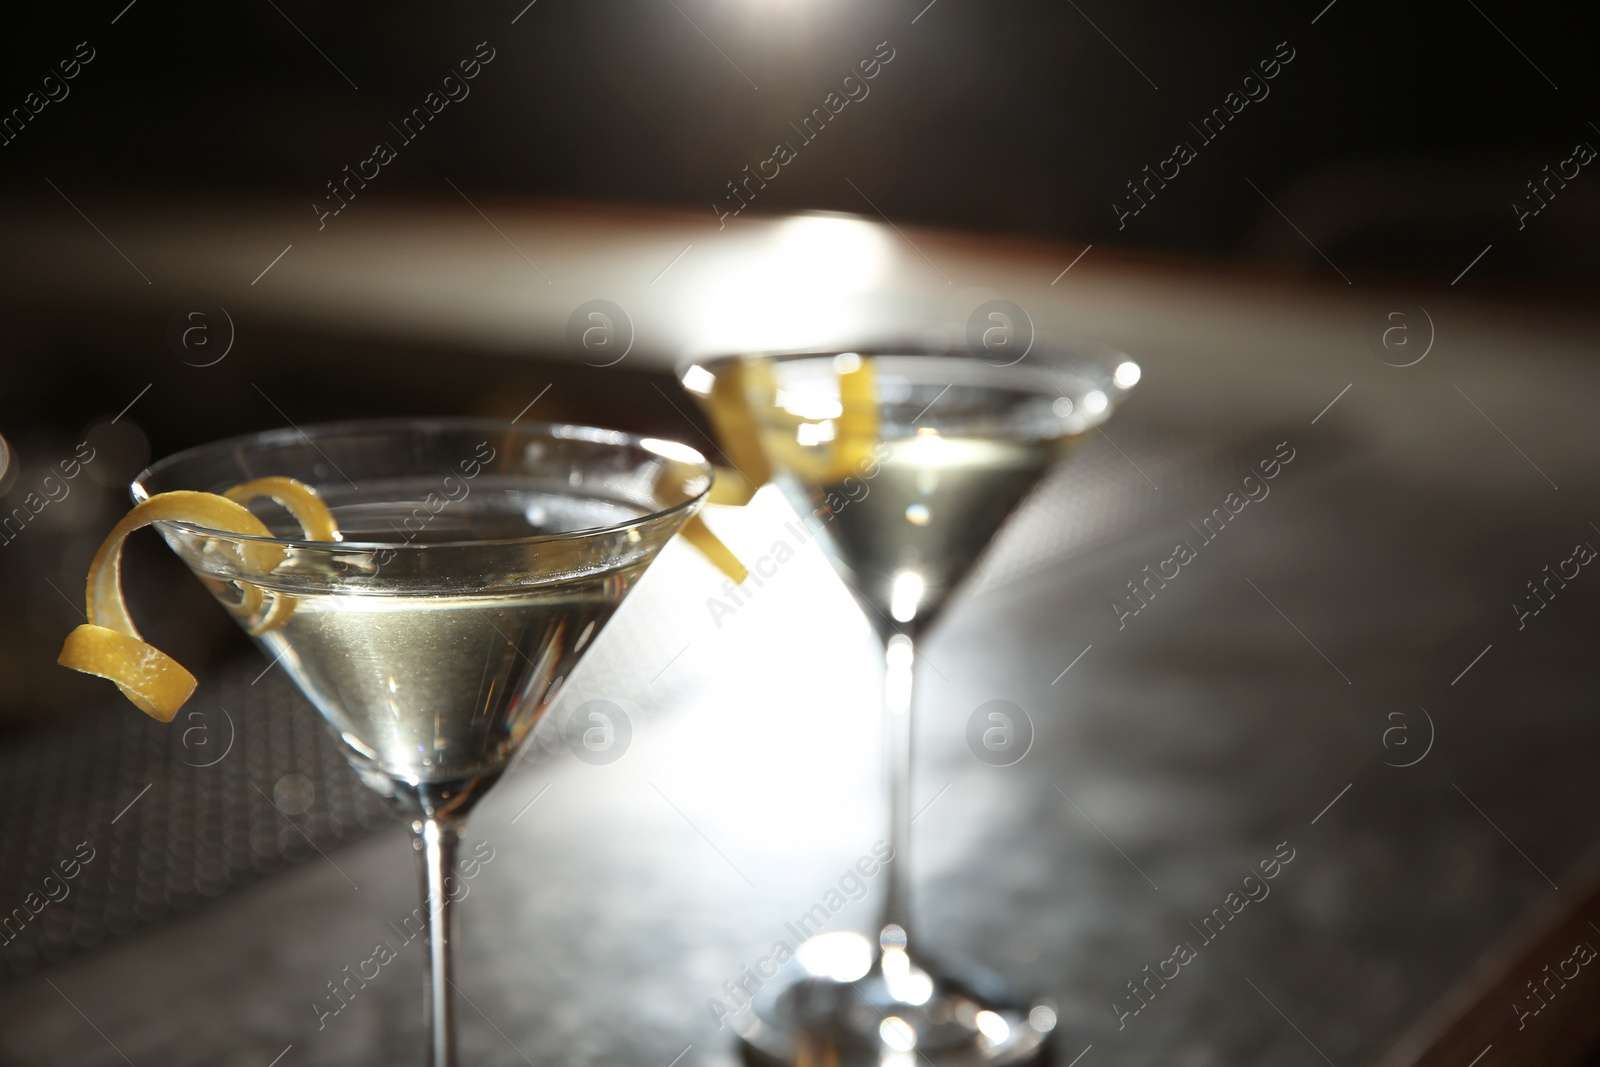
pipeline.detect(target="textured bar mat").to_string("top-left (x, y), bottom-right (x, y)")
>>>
top-left (0, 666), bottom-right (396, 980)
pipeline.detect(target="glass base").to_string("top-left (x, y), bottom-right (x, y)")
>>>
top-left (733, 936), bottom-right (1055, 1067)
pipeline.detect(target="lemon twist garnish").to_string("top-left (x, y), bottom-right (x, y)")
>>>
top-left (225, 477), bottom-right (342, 542)
top-left (831, 357), bottom-right (879, 478)
top-left (702, 355), bottom-right (880, 487)
top-left (680, 515), bottom-right (749, 584)
top-left (676, 359), bottom-right (780, 584)
top-left (646, 460), bottom-right (749, 585)
top-left (684, 356), bottom-right (880, 583)
top-left (703, 360), bottom-right (773, 506)
top-left (224, 478), bottom-right (342, 633)
top-left (59, 480), bottom-right (339, 722)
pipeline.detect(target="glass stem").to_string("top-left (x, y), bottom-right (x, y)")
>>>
top-left (414, 814), bottom-right (463, 1067)
top-left (878, 632), bottom-right (916, 945)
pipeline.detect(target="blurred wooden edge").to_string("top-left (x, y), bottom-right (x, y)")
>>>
top-left (1377, 848), bottom-right (1600, 1067)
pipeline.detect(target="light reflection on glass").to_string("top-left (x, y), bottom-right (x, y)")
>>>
top-left (974, 1010), bottom-right (1011, 1044)
top-left (884, 635), bottom-right (914, 713)
top-left (900, 426), bottom-right (945, 465)
top-left (776, 389), bottom-right (844, 421)
top-left (796, 931), bottom-right (873, 981)
top-left (681, 363), bottom-right (715, 396)
top-left (880, 1017), bottom-right (918, 1052)
top-left (882, 945), bottom-right (934, 1006)
top-left (889, 570), bottom-right (924, 623)
top-left (794, 421), bottom-right (835, 447)
top-left (640, 437), bottom-right (708, 465)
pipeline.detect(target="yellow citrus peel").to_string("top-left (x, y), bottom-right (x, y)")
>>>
top-left (831, 357), bottom-right (879, 478)
top-left (223, 478), bottom-right (341, 633)
top-left (59, 479), bottom-right (339, 722)
top-left (225, 477), bottom-right (341, 542)
top-left (702, 360), bottom-right (773, 506)
top-left (680, 516), bottom-right (749, 584)
top-left (647, 464), bottom-right (749, 584)
top-left (682, 355), bottom-right (879, 584)
top-left (701, 355), bottom-right (880, 487)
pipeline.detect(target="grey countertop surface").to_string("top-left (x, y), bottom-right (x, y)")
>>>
top-left (2, 203), bottom-right (1599, 1065)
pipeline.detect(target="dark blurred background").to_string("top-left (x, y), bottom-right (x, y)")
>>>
top-left (3, 0), bottom-right (1597, 284)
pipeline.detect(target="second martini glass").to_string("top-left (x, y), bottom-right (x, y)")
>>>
top-left (133, 418), bottom-right (712, 1066)
top-left (685, 345), bottom-right (1138, 1066)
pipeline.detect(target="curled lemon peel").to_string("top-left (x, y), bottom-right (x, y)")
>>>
top-left (701, 355), bottom-right (880, 489)
top-left (831, 358), bottom-right (879, 478)
top-left (224, 477), bottom-right (340, 633)
top-left (705, 361), bottom-right (773, 492)
top-left (705, 467), bottom-right (759, 508)
top-left (59, 480), bottom-right (340, 722)
top-left (645, 460), bottom-right (748, 584)
top-left (676, 360), bottom-right (766, 581)
top-left (225, 477), bottom-right (341, 543)
top-left (685, 356), bottom-right (879, 585)
top-left (680, 515), bottom-right (749, 585)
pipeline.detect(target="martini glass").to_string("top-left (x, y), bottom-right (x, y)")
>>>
top-left (132, 418), bottom-right (712, 1067)
top-left (684, 344), bottom-right (1138, 1066)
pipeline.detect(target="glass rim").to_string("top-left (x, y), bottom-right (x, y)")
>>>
top-left (676, 340), bottom-right (1138, 391)
top-left (677, 342), bottom-right (1140, 434)
top-left (132, 416), bottom-right (713, 553)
